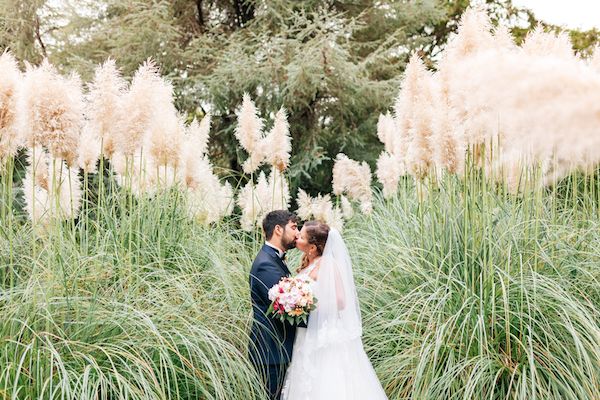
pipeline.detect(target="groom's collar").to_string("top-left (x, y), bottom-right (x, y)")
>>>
top-left (265, 241), bottom-right (285, 258)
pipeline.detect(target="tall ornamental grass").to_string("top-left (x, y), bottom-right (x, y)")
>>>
top-left (1, 150), bottom-right (599, 399)
top-left (0, 187), bottom-right (266, 399)
top-left (350, 165), bottom-right (600, 400)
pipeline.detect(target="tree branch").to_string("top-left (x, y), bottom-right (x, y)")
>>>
top-left (34, 16), bottom-right (47, 58)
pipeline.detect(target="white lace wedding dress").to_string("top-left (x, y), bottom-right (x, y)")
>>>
top-left (281, 229), bottom-right (388, 400)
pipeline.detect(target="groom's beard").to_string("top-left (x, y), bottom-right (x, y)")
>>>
top-left (282, 237), bottom-right (297, 250)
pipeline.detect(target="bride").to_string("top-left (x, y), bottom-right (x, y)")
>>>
top-left (281, 221), bottom-right (388, 399)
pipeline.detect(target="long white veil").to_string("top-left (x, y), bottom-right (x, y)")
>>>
top-left (283, 229), bottom-right (388, 399)
top-left (306, 228), bottom-right (362, 347)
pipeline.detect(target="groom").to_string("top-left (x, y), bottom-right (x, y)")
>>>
top-left (249, 210), bottom-right (304, 400)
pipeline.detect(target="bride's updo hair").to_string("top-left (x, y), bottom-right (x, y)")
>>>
top-left (298, 221), bottom-right (330, 273)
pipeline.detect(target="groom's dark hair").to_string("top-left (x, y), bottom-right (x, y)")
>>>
top-left (262, 210), bottom-right (299, 240)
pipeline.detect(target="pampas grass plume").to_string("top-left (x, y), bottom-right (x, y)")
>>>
top-left (444, 7), bottom-right (494, 62)
top-left (184, 114), bottom-right (211, 189)
top-left (295, 189), bottom-right (344, 231)
top-left (0, 51), bottom-right (22, 165)
top-left (19, 60), bottom-right (84, 167)
top-left (266, 107), bottom-right (291, 172)
top-left (332, 153), bottom-right (373, 213)
top-left (235, 93), bottom-right (265, 174)
top-left (118, 59), bottom-right (163, 155)
top-left (78, 124), bottom-right (101, 173)
top-left (376, 152), bottom-right (403, 198)
top-left (87, 59), bottom-right (126, 157)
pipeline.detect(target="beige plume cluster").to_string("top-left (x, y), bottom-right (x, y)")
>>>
top-left (295, 189), bottom-right (344, 232)
top-left (235, 94), bottom-right (292, 174)
top-left (0, 55), bottom-right (233, 227)
top-left (185, 114), bottom-right (234, 224)
top-left (18, 60), bottom-right (85, 168)
top-left (234, 95), bottom-right (293, 230)
top-left (376, 7), bottom-right (600, 195)
top-left (0, 52), bottom-right (22, 167)
top-left (332, 153), bottom-right (373, 214)
top-left (237, 168), bottom-right (290, 231)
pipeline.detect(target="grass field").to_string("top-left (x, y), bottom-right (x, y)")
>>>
top-left (1, 158), bottom-right (599, 399)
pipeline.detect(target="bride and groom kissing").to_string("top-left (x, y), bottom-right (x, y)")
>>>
top-left (249, 210), bottom-right (387, 400)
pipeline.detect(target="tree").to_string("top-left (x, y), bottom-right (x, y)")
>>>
top-left (45, 0), bottom-right (446, 195)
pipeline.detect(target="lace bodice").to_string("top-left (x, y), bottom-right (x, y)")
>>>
top-left (297, 262), bottom-right (318, 279)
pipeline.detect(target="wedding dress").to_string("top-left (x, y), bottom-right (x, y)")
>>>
top-left (281, 229), bottom-right (388, 400)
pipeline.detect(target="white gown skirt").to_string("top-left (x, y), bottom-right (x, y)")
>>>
top-left (282, 327), bottom-right (388, 400)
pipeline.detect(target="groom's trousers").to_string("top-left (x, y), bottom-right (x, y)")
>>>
top-left (254, 362), bottom-right (288, 400)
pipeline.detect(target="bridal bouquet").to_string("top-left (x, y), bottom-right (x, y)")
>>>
top-left (267, 276), bottom-right (317, 325)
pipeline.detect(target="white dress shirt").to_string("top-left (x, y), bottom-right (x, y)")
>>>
top-left (265, 241), bottom-right (285, 259)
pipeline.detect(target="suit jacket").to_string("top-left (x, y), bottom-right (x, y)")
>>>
top-left (249, 244), bottom-right (305, 365)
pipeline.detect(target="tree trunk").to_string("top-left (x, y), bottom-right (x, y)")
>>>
top-left (196, 0), bottom-right (204, 31)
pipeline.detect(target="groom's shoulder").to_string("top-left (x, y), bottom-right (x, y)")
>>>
top-left (251, 247), bottom-right (276, 270)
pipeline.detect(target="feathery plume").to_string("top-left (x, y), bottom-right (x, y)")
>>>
top-left (19, 60), bottom-right (84, 167)
top-left (78, 124), bottom-right (101, 173)
top-left (296, 188), bottom-right (314, 220)
top-left (399, 55), bottom-right (435, 179)
top-left (294, 189), bottom-right (344, 231)
top-left (237, 168), bottom-right (290, 231)
top-left (187, 156), bottom-right (233, 224)
top-left (147, 109), bottom-right (184, 168)
top-left (493, 25), bottom-right (517, 52)
top-left (376, 152), bottom-right (403, 198)
top-left (235, 94), bottom-right (265, 174)
top-left (266, 107), bottom-right (291, 171)
top-left (430, 70), bottom-right (466, 175)
top-left (117, 60), bottom-right (163, 156)
top-left (332, 153), bottom-right (373, 213)
top-left (432, 115), bottom-right (465, 176)
top-left (145, 70), bottom-right (183, 169)
top-left (394, 53), bottom-right (435, 163)
top-left (340, 195), bottom-right (353, 220)
top-left (443, 30), bottom-right (600, 183)
top-left (0, 51), bottom-right (22, 166)
top-left (377, 112), bottom-right (396, 154)
top-left (188, 114), bottom-right (211, 156)
top-left (267, 168), bottom-right (290, 210)
top-left (87, 59), bottom-right (127, 157)
top-left (444, 7), bottom-right (494, 63)
top-left (237, 172), bottom-right (268, 231)
top-left (183, 114), bottom-right (212, 189)
top-left (521, 26), bottom-right (575, 60)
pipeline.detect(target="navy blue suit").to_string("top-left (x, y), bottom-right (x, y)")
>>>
top-left (249, 244), bottom-right (304, 399)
